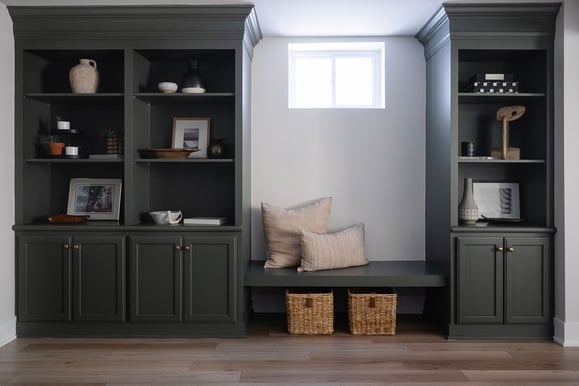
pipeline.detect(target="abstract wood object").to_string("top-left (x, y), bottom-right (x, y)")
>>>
top-left (491, 105), bottom-right (525, 160)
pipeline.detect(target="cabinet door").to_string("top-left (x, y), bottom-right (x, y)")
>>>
top-left (72, 236), bottom-right (126, 322)
top-left (457, 237), bottom-right (504, 324)
top-left (182, 235), bottom-right (236, 323)
top-left (17, 235), bottom-right (72, 322)
top-left (129, 236), bottom-right (182, 322)
top-left (505, 237), bottom-right (552, 324)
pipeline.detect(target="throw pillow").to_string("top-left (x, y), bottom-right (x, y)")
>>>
top-left (298, 223), bottom-right (368, 272)
top-left (262, 197), bottom-right (332, 268)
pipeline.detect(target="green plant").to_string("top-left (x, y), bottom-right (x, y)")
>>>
top-left (45, 134), bottom-right (63, 144)
top-left (102, 129), bottom-right (120, 140)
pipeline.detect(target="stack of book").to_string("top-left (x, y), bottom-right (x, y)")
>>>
top-left (468, 73), bottom-right (519, 94)
top-left (183, 217), bottom-right (228, 226)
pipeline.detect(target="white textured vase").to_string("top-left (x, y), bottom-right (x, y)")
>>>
top-left (458, 177), bottom-right (479, 225)
top-left (69, 58), bottom-right (99, 94)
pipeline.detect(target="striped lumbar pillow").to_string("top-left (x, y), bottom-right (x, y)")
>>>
top-left (298, 223), bottom-right (368, 272)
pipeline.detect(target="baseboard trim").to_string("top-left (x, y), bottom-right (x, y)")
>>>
top-left (0, 316), bottom-right (16, 348)
top-left (553, 317), bottom-right (579, 346)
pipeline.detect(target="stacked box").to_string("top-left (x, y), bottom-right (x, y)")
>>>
top-left (470, 80), bottom-right (519, 94)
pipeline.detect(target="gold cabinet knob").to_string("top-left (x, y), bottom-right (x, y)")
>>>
top-left (63, 244), bottom-right (70, 249)
top-left (184, 245), bottom-right (190, 251)
top-left (507, 247), bottom-right (514, 252)
top-left (497, 247), bottom-right (504, 252)
top-left (175, 245), bottom-right (181, 251)
top-left (73, 245), bottom-right (79, 250)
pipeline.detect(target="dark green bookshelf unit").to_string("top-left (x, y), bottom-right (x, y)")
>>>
top-left (10, 5), bottom-right (261, 337)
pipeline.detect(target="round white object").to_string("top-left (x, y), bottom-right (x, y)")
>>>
top-left (157, 82), bottom-right (178, 93)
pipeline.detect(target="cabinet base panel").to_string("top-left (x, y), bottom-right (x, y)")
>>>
top-left (448, 323), bottom-right (553, 340)
top-left (16, 322), bottom-right (247, 338)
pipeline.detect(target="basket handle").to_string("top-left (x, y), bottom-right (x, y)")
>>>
top-left (305, 298), bottom-right (313, 307)
top-left (368, 297), bottom-right (376, 308)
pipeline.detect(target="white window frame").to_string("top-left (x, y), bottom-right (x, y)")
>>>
top-left (288, 41), bottom-right (385, 109)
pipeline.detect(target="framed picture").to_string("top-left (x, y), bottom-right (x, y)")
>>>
top-left (172, 117), bottom-right (211, 158)
top-left (67, 178), bottom-right (122, 220)
top-left (473, 182), bottom-right (520, 220)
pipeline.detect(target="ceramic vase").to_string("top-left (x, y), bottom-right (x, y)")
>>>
top-left (181, 59), bottom-right (205, 92)
top-left (458, 177), bottom-right (479, 225)
top-left (69, 58), bottom-right (99, 93)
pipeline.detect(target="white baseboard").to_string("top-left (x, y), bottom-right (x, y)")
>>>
top-left (553, 317), bottom-right (579, 346)
top-left (0, 316), bottom-right (16, 348)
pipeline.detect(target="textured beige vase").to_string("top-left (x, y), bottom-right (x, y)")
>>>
top-left (69, 58), bottom-right (99, 93)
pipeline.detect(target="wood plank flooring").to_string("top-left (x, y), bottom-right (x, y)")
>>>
top-left (1, 314), bottom-right (578, 385)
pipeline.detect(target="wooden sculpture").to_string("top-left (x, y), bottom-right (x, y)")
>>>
top-left (491, 105), bottom-right (526, 160)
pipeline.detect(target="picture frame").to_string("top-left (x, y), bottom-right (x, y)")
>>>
top-left (67, 178), bottom-right (122, 220)
top-left (473, 182), bottom-right (520, 220)
top-left (172, 117), bottom-right (211, 158)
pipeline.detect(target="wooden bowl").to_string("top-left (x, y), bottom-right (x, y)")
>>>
top-left (48, 214), bottom-right (90, 224)
top-left (149, 148), bottom-right (199, 159)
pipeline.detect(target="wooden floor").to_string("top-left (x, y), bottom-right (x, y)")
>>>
top-left (1, 314), bottom-right (579, 385)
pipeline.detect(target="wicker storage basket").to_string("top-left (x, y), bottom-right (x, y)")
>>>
top-left (348, 288), bottom-right (397, 335)
top-left (286, 288), bottom-right (334, 335)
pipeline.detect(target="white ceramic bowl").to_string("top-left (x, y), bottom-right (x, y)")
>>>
top-left (149, 210), bottom-right (182, 224)
top-left (157, 82), bottom-right (178, 94)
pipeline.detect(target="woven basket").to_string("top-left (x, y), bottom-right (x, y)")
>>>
top-left (286, 289), bottom-right (333, 335)
top-left (348, 288), bottom-right (397, 335)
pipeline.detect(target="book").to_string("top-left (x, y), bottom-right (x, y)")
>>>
top-left (89, 154), bottom-right (123, 160)
top-left (183, 217), bottom-right (228, 226)
top-left (459, 156), bottom-right (495, 160)
top-left (473, 73), bottom-right (514, 81)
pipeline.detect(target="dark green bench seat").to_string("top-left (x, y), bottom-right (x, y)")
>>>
top-left (244, 260), bottom-right (447, 288)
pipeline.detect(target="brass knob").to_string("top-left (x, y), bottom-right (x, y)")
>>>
top-left (73, 245), bottom-right (79, 250)
top-left (184, 245), bottom-right (190, 251)
top-left (507, 247), bottom-right (514, 252)
top-left (497, 247), bottom-right (504, 252)
top-left (175, 245), bottom-right (181, 251)
top-left (63, 244), bottom-right (70, 249)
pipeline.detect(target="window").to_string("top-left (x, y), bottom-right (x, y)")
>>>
top-left (288, 42), bottom-right (385, 109)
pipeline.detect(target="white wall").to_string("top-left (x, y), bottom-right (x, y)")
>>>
top-left (0, 4), bottom-right (15, 347)
top-left (554, 0), bottom-right (579, 347)
top-left (251, 37), bottom-right (426, 262)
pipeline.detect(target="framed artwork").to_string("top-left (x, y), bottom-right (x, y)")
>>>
top-left (172, 117), bottom-right (211, 158)
top-left (473, 182), bottom-right (520, 220)
top-left (67, 178), bottom-right (122, 220)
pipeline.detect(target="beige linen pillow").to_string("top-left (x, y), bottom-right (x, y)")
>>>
top-left (298, 223), bottom-right (368, 272)
top-left (262, 197), bottom-right (332, 268)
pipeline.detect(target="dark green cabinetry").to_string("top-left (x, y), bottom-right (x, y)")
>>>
top-left (417, 4), bottom-right (559, 339)
top-left (10, 6), bottom-right (261, 337)
top-left (456, 235), bottom-right (551, 327)
top-left (129, 235), bottom-right (182, 322)
top-left (129, 234), bottom-right (236, 323)
top-left (17, 234), bottom-right (125, 323)
top-left (456, 237), bottom-right (504, 325)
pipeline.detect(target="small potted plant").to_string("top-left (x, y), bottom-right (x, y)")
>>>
top-left (45, 134), bottom-right (65, 156)
top-left (102, 129), bottom-right (123, 155)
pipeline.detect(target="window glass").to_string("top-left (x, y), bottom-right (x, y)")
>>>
top-left (288, 42), bottom-right (385, 109)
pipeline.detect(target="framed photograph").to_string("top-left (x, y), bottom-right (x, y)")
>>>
top-left (172, 117), bottom-right (211, 158)
top-left (67, 178), bottom-right (122, 220)
top-left (473, 182), bottom-right (520, 220)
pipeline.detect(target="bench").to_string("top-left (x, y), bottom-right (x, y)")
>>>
top-left (244, 260), bottom-right (447, 288)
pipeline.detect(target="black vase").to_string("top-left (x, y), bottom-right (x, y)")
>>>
top-left (181, 59), bottom-right (205, 92)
